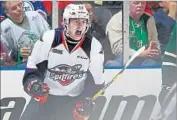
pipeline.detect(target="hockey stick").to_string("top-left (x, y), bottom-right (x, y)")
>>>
top-left (92, 46), bottom-right (146, 101)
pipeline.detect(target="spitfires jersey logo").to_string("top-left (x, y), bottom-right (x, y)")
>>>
top-left (48, 64), bottom-right (85, 86)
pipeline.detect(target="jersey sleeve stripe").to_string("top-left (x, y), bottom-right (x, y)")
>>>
top-left (162, 62), bottom-right (177, 67)
top-left (164, 51), bottom-right (177, 58)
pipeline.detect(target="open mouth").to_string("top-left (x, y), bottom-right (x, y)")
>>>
top-left (75, 30), bottom-right (82, 36)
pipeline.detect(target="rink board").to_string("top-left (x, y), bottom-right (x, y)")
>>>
top-left (1, 68), bottom-right (162, 120)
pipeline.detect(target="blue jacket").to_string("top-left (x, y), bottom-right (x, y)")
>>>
top-left (153, 8), bottom-right (175, 44)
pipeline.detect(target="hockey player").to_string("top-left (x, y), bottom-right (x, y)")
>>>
top-left (1, 1), bottom-right (50, 66)
top-left (20, 4), bottom-right (104, 120)
top-left (160, 23), bottom-right (176, 104)
top-left (156, 23), bottom-right (176, 120)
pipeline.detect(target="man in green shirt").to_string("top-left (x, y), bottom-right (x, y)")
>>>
top-left (106, 1), bottom-right (161, 67)
top-left (129, 15), bottom-right (148, 51)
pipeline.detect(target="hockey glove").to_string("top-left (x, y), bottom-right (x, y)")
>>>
top-left (73, 97), bottom-right (96, 120)
top-left (24, 80), bottom-right (50, 104)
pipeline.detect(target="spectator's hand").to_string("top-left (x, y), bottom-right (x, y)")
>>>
top-left (139, 41), bottom-right (160, 57)
top-left (1, 52), bottom-right (16, 66)
top-left (139, 49), bottom-right (159, 57)
top-left (20, 47), bottom-right (31, 58)
top-left (0, 53), bottom-right (8, 65)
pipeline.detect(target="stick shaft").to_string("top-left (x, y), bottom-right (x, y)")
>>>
top-left (92, 46), bottom-right (146, 101)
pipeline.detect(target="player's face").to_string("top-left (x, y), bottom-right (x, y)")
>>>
top-left (6, 1), bottom-right (23, 23)
top-left (68, 18), bottom-right (87, 41)
top-left (130, 1), bottom-right (146, 17)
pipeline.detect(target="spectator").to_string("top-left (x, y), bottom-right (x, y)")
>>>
top-left (145, 1), bottom-right (160, 15)
top-left (83, 2), bottom-right (115, 63)
top-left (83, 2), bottom-right (106, 40)
top-left (167, 2), bottom-right (177, 20)
top-left (151, 1), bottom-right (176, 54)
top-left (106, 1), bottom-right (161, 67)
top-left (1, 1), bottom-right (50, 66)
top-left (1, 40), bottom-right (8, 65)
top-left (0, 1), bottom-right (48, 22)
top-left (144, 3), bottom-right (153, 15)
top-left (0, 40), bottom-right (15, 66)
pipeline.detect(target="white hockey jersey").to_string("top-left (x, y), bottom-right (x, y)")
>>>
top-left (1, 11), bottom-right (50, 51)
top-left (23, 28), bottom-right (104, 97)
